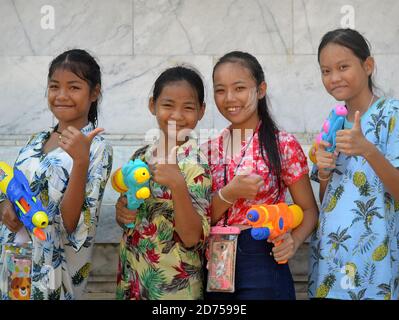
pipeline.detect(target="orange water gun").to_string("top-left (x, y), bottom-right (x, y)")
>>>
top-left (246, 203), bottom-right (303, 264)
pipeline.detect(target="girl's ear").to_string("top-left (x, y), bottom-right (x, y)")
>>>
top-left (90, 84), bottom-right (101, 102)
top-left (198, 102), bottom-right (206, 121)
top-left (149, 97), bottom-right (156, 115)
top-left (364, 56), bottom-right (375, 76)
top-left (257, 81), bottom-right (267, 99)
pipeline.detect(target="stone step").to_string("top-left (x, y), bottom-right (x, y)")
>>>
top-left (86, 275), bottom-right (116, 294)
top-left (83, 292), bottom-right (115, 300)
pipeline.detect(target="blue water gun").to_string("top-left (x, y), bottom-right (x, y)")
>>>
top-left (309, 104), bottom-right (348, 163)
top-left (111, 159), bottom-right (151, 228)
top-left (0, 161), bottom-right (49, 241)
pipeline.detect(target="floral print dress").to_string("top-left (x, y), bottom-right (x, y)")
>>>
top-left (116, 138), bottom-right (211, 300)
top-left (309, 98), bottom-right (399, 300)
top-left (0, 123), bottom-right (113, 300)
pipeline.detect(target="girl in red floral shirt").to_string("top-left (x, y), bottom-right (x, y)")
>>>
top-left (204, 51), bottom-right (319, 300)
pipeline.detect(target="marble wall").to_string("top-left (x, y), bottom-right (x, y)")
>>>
top-left (1, 0), bottom-right (399, 243)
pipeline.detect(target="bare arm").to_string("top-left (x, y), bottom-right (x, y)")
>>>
top-left (289, 175), bottom-right (319, 246)
top-left (210, 184), bottom-right (235, 225)
top-left (318, 174), bottom-right (331, 203)
top-left (58, 126), bottom-right (103, 234)
top-left (60, 158), bottom-right (90, 234)
top-left (210, 174), bottom-right (264, 225)
top-left (170, 178), bottom-right (203, 248)
top-left (271, 175), bottom-right (319, 263)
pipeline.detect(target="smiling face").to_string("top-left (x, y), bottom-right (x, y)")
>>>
top-left (47, 68), bottom-right (99, 130)
top-left (149, 80), bottom-right (205, 146)
top-left (213, 62), bottom-right (265, 130)
top-left (319, 43), bottom-right (373, 104)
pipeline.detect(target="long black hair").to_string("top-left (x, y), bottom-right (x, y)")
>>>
top-left (213, 51), bottom-right (283, 199)
top-left (48, 49), bottom-right (102, 127)
top-left (318, 28), bottom-right (374, 92)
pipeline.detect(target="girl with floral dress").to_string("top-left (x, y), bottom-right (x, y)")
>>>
top-left (115, 66), bottom-right (211, 300)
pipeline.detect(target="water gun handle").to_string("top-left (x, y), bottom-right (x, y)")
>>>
top-left (309, 105), bottom-right (347, 164)
top-left (273, 239), bottom-right (288, 265)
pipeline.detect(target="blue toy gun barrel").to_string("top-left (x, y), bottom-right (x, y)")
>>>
top-left (0, 161), bottom-right (48, 241)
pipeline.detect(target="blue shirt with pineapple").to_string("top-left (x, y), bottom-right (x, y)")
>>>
top-left (309, 97), bottom-right (399, 300)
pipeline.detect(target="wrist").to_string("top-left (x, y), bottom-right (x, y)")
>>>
top-left (318, 170), bottom-right (331, 181)
top-left (222, 184), bottom-right (237, 202)
top-left (362, 141), bottom-right (378, 160)
top-left (291, 232), bottom-right (303, 249)
top-left (73, 157), bottom-right (90, 169)
top-left (169, 174), bottom-right (186, 191)
top-left (218, 188), bottom-right (233, 205)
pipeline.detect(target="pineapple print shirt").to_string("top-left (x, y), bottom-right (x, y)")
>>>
top-left (309, 97), bottom-right (399, 300)
top-left (0, 123), bottom-right (113, 300)
top-left (116, 138), bottom-right (211, 300)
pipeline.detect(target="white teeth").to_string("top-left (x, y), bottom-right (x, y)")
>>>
top-left (227, 107), bottom-right (240, 112)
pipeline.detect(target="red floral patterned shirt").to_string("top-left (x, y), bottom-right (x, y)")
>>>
top-left (204, 126), bottom-right (309, 226)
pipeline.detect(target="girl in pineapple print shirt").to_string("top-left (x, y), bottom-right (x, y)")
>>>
top-left (0, 49), bottom-right (113, 299)
top-left (309, 28), bottom-right (399, 300)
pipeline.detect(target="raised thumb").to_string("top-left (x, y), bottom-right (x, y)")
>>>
top-left (87, 127), bottom-right (104, 142)
top-left (352, 111), bottom-right (361, 131)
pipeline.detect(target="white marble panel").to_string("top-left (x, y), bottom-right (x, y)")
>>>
top-left (96, 204), bottom-right (123, 243)
top-left (134, 0), bottom-right (292, 55)
top-left (99, 55), bottom-right (215, 134)
top-left (0, 56), bottom-right (53, 134)
top-left (0, 0), bottom-right (132, 56)
top-left (373, 55), bottom-right (399, 99)
top-left (252, 55), bottom-right (335, 134)
top-left (294, 0), bottom-right (399, 54)
top-left (0, 147), bottom-right (22, 163)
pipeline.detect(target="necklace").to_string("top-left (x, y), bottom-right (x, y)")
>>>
top-left (366, 94), bottom-right (375, 111)
top-left (348, 94), bottom-right (375, 117)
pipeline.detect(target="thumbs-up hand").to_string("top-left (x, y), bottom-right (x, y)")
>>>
top-left (58, 126), bottom-right (104, 162)
top-left (336, 111), bottom-right (372, 157)
top-left (149, 145), bottom-right (185, 190)
top-left (227, 172), bottom-right (264, 201)
top-left (315, 140), bottom-right (337, 171)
